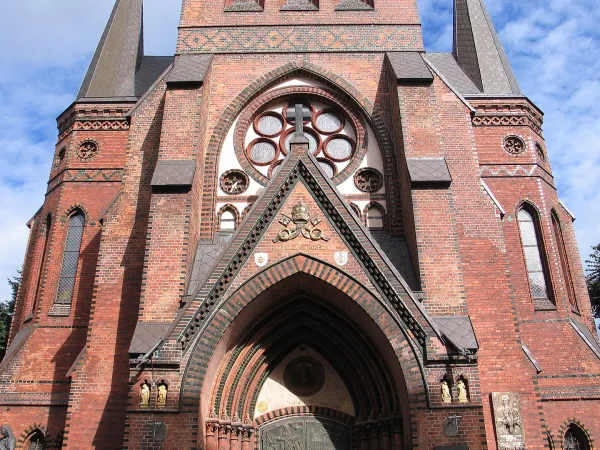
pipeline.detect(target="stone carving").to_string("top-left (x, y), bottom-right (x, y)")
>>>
top-left (0, 425), bottom-right (16, 450)
top-left (457, 379), bottom-right (469, 403)
top-left (283, 356), bottom-right (326, 397)
top-left (157, 382), bottom-right (168, 408)
top-left (139, 381), bottom-right (150, 408)
top-left (491, 392), bottom-right (526, 450)
top-left (220, 170), bottom-right (249, 195)
top-left (273, 201), bottom-right (329, 243)
top-left (354, 168), bottom-right (383, 193)
top-left (77, 140), bottom-right (99, 160)
top-left (441, 380), bottom-right (452, 403)
top-left (503, 136), bottom-right (525, 155)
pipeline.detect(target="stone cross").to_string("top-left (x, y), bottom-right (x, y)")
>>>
top-left (286, 103), bottom-right (311, 145)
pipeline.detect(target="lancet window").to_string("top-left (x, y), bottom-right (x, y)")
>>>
top-left (517, 206), bottom-right (553, 304)
top-left (55, 212), bottom-right (84, 305)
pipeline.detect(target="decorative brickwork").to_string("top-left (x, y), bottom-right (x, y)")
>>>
top-left (3, 1), bottom-right (600, 449)
top-left (178, 25), bottom-right (422, 53)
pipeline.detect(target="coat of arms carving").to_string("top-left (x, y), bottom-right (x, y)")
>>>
top-left (273, 200), bottom-right (329, 243)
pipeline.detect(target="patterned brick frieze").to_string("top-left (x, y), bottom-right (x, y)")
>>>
top-left (47, 168), bottom-right (123, 193)
top-left (57, 119), bottom-right (130, 142)
top-left (178, 25), bottom-right (423, 53)
top-left (469, 98), bottom-right (544, 136)
top-left (480, 163), bottom-right (555, 187)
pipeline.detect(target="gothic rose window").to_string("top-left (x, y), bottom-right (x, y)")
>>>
top-left (517, 207), bottom-right (552, 303)
top-left (242, 98), bottom-right (358, 182)
top-left (55, 212), bottom-right (84, 305)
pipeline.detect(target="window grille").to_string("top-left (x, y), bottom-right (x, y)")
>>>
top-left (517, 208), bottom-right (551, 302)
top-left (55, 213), bottom-right (84, 304)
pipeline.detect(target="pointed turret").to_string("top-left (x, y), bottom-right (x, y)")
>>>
top-left (77, 0), bottom-right (144, 99)
top-left (452, 0), bottom-right (521, 95)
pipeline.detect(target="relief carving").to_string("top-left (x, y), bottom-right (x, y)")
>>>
top-left (273, 201), bottom-right (329, 243)
top-left (491, 392), bottom-right (526, 450)
top-left (0, 425), bottom-right (16, 450)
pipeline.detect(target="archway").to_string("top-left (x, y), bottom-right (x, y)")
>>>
top-left (195, 264), bottom-right (421, 450)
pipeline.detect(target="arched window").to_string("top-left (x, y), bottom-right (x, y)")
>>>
top-left (517, 206), bottom-right (553, 304)
top-left (219, 207), bottom-right (237, 232)
top-left (365, 203), bottom-right (385, 229)
top-left (32, 215), bottom-right (52, 315)
top-left (349, 203), bottom-right (361, 219)
top-left (564, 424), bottom-right (591, 450)
top-left (25, 430), bottom-right (46, 450)
top-left (55, 212), bottom-right (84, 305)
top-left (551, 211), bottom-right (578, 311)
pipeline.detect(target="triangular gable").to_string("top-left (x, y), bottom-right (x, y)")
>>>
top-left (172, 144), bottom-right (442, 350)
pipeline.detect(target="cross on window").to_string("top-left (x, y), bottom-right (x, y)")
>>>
top-left (286, 103), bottom-right (311, 136)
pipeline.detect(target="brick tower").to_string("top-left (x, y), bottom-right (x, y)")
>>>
top-left (2, 0), bottom-right (599, 449)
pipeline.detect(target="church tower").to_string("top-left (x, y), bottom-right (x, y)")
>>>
top-left (2, 0), bottom-right (599, 449)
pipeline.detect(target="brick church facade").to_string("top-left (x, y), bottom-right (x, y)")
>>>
top-left (2, 0), bottom-right (600, 449)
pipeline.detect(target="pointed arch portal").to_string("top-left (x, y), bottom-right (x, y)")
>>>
top-left (182, 254), bottom-right (431, 450)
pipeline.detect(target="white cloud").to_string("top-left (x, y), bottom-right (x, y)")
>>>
top-left (0, 0), bottom-right (181, 302)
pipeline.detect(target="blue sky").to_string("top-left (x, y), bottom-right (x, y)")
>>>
top-left (0, 0), bottom-right (598, 318)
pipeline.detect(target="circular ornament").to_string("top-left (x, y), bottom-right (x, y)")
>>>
top-left (283, 356), bottom-right (325, 397)
top-left (77, 140), bottom-right (98, 161)
top-left (246, 138), bottom-right (278, 166)
top-left (253, 111), bottom-right (285, 138)
top-left (323, 134), bottom-right (356, 162)
top-left (316, 158), bottom-right (337, 179)
top-left (313, 108), bottom-right (345, 135)
top-left (503, 136), bottom-right (526, 155)
top-left (220, 170), bottom-right (250, 195)
top-left (257, 401), bottom-right (269, 414)
top-left (354, 168), bottom-right (383, 193)
top-left (535, 142), bottom-right (546, 161)
top-left (279, 126), bottom-right (322, 156)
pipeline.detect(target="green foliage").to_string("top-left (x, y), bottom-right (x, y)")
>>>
top-left (586, 244), bottom-right (600, 318)
top-left (0, 272), bottom-right (20, 357)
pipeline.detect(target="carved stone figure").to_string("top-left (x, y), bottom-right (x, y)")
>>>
top-left (457, 379), bottom-right (469, 403)
top-left (157, 384), bottom-right (168, 408)
top-left (0, 425), bottom-right (16, 450)
top-left (139, 382), bottom-right (150, 408)
top-left (441, 381), bottom-right (452, 403)
top-left (491, 392), bottom-right (526, 450)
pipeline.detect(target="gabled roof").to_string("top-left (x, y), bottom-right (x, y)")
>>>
top-left (172, 144), bottom-right (443, 350)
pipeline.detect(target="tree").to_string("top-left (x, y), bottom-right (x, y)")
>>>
top-left (586, 244), bottom-right (600, 318)
top-left (0, 272), bottom-right (20, 359)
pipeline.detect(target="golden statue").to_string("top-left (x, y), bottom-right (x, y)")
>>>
top-left (139, 382), bottom-right (150, 408)
top-left (441, 380), bottom-right (452, 403)
top-left (457, 379), bottom-right (469, 403)
top-left (157, 384), bottom-right (168, 408)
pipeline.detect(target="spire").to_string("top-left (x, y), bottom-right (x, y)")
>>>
top-left (77, 0), bottom-right (144, 99)
top-left (453, 0), bottom-right (521, 95)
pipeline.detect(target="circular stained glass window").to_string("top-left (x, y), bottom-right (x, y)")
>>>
top-left (254, 112), bottom-right (284, 137)
top-left (282, 128), bottom-right (320, 156)
top-left (324, 135), bottom-right (354, 162)
top-left (317, 158), bottom-right (336, 178)
top-left (248, 139), bottom-right (277, 165)
top-left (314, 108), bottom-right (345, 135)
